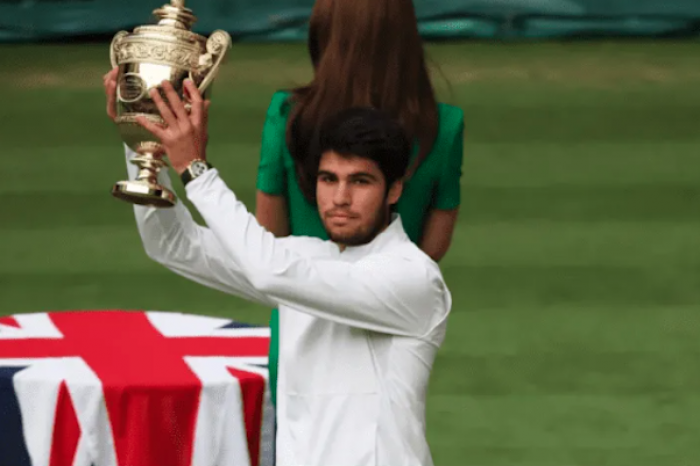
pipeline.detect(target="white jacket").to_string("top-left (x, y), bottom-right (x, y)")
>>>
top-left (124, 147), bottom-right (452, 466)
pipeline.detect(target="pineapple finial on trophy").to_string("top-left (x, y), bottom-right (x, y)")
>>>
top-left (153, 0), bottom-right (196, 30)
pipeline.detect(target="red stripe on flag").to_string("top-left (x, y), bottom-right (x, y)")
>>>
top-left (169, 337), bottom-right (270, 357)
top-left (0, 316), bottom-right (21, 328)
top-left (49, 381), bottom-right (81, 466)
top-left (227, 367), bottom-right (265, 466)
top-left (0, 339), bottom-right (73, 358)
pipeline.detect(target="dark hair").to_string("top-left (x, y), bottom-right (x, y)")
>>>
top-left (317, 107), bottom-right (411, 194)
top-left (286, 0), bottom-right (438, 202)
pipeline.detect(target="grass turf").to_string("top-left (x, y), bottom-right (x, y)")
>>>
top-left (1, 40), bottom-right (699, 465)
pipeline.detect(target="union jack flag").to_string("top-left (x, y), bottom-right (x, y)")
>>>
top-left (0, 310), bottom-right (274, 466)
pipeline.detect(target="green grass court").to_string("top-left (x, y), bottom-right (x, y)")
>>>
top-left (1, 40), bottom-right (699, 465)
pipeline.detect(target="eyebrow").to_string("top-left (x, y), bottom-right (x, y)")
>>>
top-left (318, 170), bottom-right (378, 181)
top-left (349, 172), bottom-right (378, 180)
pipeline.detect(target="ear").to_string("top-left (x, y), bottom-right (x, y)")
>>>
top-left (387, 179), bottom-right (404, 206)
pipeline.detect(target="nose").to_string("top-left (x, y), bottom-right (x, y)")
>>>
top-left (333, 182), bottom-right (351, 206)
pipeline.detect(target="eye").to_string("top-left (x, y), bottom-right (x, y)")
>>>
top-left (353, 178), bottom-right (370, 185)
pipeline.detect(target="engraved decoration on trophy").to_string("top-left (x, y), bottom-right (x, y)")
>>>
top-left (109, 0), bottom-right (232, 208)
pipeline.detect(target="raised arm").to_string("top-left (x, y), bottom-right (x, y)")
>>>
top-left (124, 145), bottom-right (274, 307)
top-left (186, 169), bottom-right (451, 338)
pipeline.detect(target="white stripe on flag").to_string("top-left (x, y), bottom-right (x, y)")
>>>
top-left (186, 357), bottom-right (254, 466)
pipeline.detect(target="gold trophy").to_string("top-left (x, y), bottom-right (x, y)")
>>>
top-left (109, 0), bottom-right (231, 207)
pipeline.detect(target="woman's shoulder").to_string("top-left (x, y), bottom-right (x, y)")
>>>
top-left (427, 101), bottom-right (464, 155)
top-left (436, 101), bottom-right (465, 132)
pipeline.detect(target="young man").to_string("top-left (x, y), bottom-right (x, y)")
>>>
top-left (125, 79), bottom-right (452, 466)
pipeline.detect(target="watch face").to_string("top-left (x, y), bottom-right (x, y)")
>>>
top-left (190, 161), bottom-right (208, 177)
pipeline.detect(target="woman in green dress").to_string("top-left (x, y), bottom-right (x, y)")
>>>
top-left (255, 0), bottom-right (465, 408)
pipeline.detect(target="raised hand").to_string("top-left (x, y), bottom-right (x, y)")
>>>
top-left (135, 79), bottom-right (211, 175)
top-left (103, 67), bottom-right (119, 122)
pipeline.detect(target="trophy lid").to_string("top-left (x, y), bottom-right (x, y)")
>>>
top-left (152, 0), bottom-right (197, 31)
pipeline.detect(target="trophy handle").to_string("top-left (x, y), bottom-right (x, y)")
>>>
top-left (197, 30), bottom-right (232, 94)
top-left (110, 31), bottom-right (129, 68)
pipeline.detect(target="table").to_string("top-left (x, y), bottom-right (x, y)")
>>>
top-left (0, 310), bottom-right (274, 466)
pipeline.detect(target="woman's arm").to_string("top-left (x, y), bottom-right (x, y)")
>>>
top-left (419, 208), bottom-right (459, 262)
top-left (255, 91), bottom-right (293, 237)
top-left (422, 107), bottom-right (465, 262)
top-left (256, 191), bottom-right (290, 237)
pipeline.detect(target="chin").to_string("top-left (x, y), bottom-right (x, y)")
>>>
top-left (324, 216), bottom-right (385, 247)
top-left (327, 230), bottom-right (372, 246)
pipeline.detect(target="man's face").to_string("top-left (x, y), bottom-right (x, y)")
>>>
top-left (317, 151), bottom-right (403, 248)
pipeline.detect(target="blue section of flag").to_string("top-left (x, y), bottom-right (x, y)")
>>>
top-left (219, 321), bottom-right (262, 329)
top-left (0, 366), bottom-right (32, 466)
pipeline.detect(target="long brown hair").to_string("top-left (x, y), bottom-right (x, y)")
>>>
top-left (285, 0), bottom-right (439, 202)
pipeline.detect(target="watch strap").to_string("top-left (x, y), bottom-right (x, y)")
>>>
top-left (180, 160), bottom-right (212, 186)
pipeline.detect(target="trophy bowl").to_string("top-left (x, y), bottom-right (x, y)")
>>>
top-left (110, 0), bottom-right (231, 208)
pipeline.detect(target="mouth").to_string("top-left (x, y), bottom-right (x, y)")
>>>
top-left (327, 212), bottom-right (357, 220)
top-left (327, 214), bottom-right (357, 227)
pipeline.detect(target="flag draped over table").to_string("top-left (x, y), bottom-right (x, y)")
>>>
top-left (0, 310), bottom-right (274, 466)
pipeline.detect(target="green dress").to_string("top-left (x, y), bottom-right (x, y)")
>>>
top-left (256, 90), bottom-right (465, 406)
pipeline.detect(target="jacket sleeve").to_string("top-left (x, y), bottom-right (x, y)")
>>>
top-left (186, 168), bottom-right (451, 338)
top-left (123, 145), bottom-right (275, 308)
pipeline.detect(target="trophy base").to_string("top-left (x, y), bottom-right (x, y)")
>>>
top-left (112, 180), bottom-right (176, 208)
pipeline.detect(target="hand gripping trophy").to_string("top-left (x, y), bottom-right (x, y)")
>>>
top-left (109, 0), bottom-right (231, 207)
